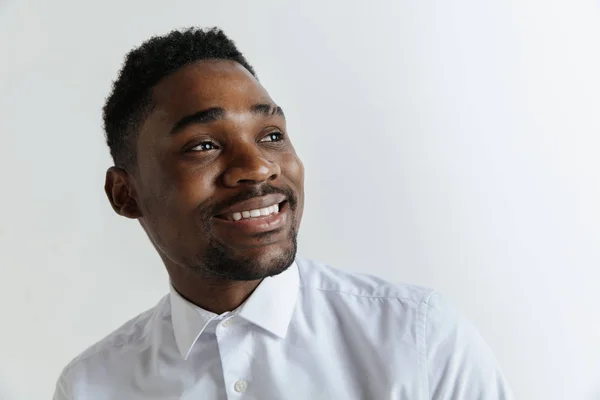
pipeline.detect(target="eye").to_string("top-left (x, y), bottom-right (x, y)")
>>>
top-left (260, 131), bottom-right (284, 143)
top-left (189, 141), bottom-right (219, 152)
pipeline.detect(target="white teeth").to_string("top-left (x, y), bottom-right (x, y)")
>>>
top-left (229, 203), bottom-right (281, 221)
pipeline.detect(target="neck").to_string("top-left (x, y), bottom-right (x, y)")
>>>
top-left (168, 265), bottom-right (262, 315)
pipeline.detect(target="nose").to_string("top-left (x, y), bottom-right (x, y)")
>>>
top-left (221, 144), bottom-right (281, 187)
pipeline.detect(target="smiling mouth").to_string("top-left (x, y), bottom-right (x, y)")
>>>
top-left (215, 201), bottom-right (287, 222)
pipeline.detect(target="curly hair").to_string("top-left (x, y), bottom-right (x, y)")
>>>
top-left (102, 27), bottom-right (256, 169)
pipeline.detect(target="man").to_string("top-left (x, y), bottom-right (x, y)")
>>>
top-left (54, 27), bottom-right (513, 399)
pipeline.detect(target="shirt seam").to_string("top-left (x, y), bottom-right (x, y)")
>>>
top-left (67, 333), bottom-right (148, 375)
top-left (299, 284), bottom-right (426, 303)
top-left (59, 312), bottom-right (155, 382)
top-left (422, 290), bottom-right (437, 400)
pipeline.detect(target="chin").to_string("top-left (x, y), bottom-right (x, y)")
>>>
top-left (196, 236), bottom-right (297, 281)
top-left (237, 242), bottom-right (297, 279)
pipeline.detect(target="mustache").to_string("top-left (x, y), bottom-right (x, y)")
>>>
top-left (205, 184), bottom-right (297, 218)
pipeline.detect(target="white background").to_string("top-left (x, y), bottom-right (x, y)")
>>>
top-left (1, 0), bottom-right (599, 399)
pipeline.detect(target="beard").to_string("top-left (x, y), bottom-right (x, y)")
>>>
top-left (192, 226), bottom-right (298, 280)
top-left (179, 184), bottom-right (300, 281)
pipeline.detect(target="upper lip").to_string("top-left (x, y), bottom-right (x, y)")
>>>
top-left (214, 194), bottom-right (287, 217)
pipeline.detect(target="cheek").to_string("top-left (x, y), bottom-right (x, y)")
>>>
top-left (140, 163), bottom-right (216, 218)
top-left (170, 172), bottom-right (214, 210)
top-left (281, 154), bottom-right (305, 188)
top-left (281, 154), bottom-right (305, 220)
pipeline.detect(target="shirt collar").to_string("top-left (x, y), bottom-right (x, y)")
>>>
top-left (169, 261), bottom-right (299, 359)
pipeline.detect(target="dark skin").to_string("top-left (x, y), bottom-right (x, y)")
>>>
top-left (104, 60), bottom-right (305, 314)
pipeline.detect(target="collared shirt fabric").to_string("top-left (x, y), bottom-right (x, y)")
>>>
top-left (54, 258), bottom-right (514, 400)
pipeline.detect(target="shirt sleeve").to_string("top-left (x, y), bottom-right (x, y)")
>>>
top-left (423, 292), bottom-right (515, 400)
top-left (52, 367), bottom-right (72, 400)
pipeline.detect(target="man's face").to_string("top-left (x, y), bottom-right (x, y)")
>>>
top-left (126, 60), bottom-right (304, 280)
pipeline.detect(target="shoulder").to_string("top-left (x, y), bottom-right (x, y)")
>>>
top-left (422, 293), bottom-right (514, 398)
top-left (295, 257), bottom-right (436, 307)
top-left (57, 296), bottom-right (168, 382)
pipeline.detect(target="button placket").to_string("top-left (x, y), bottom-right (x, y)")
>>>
top-left (216, 319), bottom-right (253, 396)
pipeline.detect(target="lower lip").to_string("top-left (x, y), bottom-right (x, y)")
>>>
top-left (213, 202), bottom-right (289, 235)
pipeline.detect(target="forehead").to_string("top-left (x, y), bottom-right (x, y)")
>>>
top-left (151, 60), bottom-right (272, 118)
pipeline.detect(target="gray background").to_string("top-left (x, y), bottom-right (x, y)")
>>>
top-left (1, 0), bottom-right (599, 398)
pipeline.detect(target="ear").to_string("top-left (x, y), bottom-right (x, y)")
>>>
top-left (104, 167), bottom-right (143, 219)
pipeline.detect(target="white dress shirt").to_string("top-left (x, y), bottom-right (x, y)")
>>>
top-left (54, 258), bottom-right (514, 399)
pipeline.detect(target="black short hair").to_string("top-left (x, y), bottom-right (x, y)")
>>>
top-left (102, 27), bottom-right (256, 169)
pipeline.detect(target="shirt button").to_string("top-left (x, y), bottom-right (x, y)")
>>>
top-left (222, 318), bottom-right (233, 327)
top-left (234, 379), bottom-right (248, 393)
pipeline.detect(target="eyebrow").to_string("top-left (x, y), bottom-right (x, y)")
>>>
top-left (170, 103), bottom-right (285, 135)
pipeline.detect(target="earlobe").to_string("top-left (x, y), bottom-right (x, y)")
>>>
top-left (105, 167), bottom-right (143, 219)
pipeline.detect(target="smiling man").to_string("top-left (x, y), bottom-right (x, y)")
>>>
top-left (53, 28), bottom-right (514, 399)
